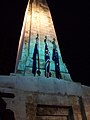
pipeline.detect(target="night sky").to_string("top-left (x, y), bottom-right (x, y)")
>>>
top-left (0, 0), bottom-right (90, 86)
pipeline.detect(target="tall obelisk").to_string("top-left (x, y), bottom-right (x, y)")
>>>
top-left (15, 0), bottom-right (72, 81)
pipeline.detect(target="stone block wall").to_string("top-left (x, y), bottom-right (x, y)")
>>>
top-left (0, 76), bottom-right (90, 120)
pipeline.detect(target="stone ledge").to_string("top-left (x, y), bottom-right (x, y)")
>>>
top-left (0, 75), bottom-right (88, 96)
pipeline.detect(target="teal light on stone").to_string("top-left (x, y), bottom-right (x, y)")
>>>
top-left (15, 0), bottom-right (72, 81)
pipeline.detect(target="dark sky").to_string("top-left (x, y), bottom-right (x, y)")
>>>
top-left (0, 0), bottom-right (90, 86)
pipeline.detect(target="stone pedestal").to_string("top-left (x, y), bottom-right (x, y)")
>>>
top-left (0, 76), bottom-right (90, 120)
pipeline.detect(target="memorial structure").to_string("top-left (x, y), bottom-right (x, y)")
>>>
top-left (0, 0), bottom-right (90, 119)
top-left (14, 0), bottom-right (72, 81)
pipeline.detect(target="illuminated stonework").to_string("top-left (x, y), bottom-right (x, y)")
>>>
top-left (15, 0), bottom-right (72, 81)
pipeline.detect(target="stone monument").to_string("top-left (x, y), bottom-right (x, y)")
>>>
top-left (14, 0), bottom-right (72, 81)
top-left (0, 0), bottom-right (90, 120)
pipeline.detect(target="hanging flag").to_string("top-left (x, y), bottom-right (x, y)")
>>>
top-left (52, 38), bottom-right (61, 79)
top-left (32, 34), bottom-right (41, 76)
top-left (45, 42), bottom-right (50, 77)
top-left (54, 49), bottom-right (61, 79)
top-left (52, 38), bottom-right (56, 61)
top-left (52, 46), bottom-right (56, 61)
top-left (32, 43), bottom-right (38, 76)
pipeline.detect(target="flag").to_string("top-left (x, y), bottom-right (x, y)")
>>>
top-left (52, 47), bottom-right (55, 61)
top-left (52, 40), bottom-right (56, 61)
top-left (32, 43), bottom-right (38, 76)
top-left (54, 49), bottom-right (61, 79)
top-left (45, 43), bottom-right (50, 77)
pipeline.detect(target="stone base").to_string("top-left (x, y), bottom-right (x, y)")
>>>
top-left (0, 75), bottom-right (90, 120)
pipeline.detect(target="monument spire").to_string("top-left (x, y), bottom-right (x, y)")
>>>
top-left (15, 0), bottom-right (72, 81)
